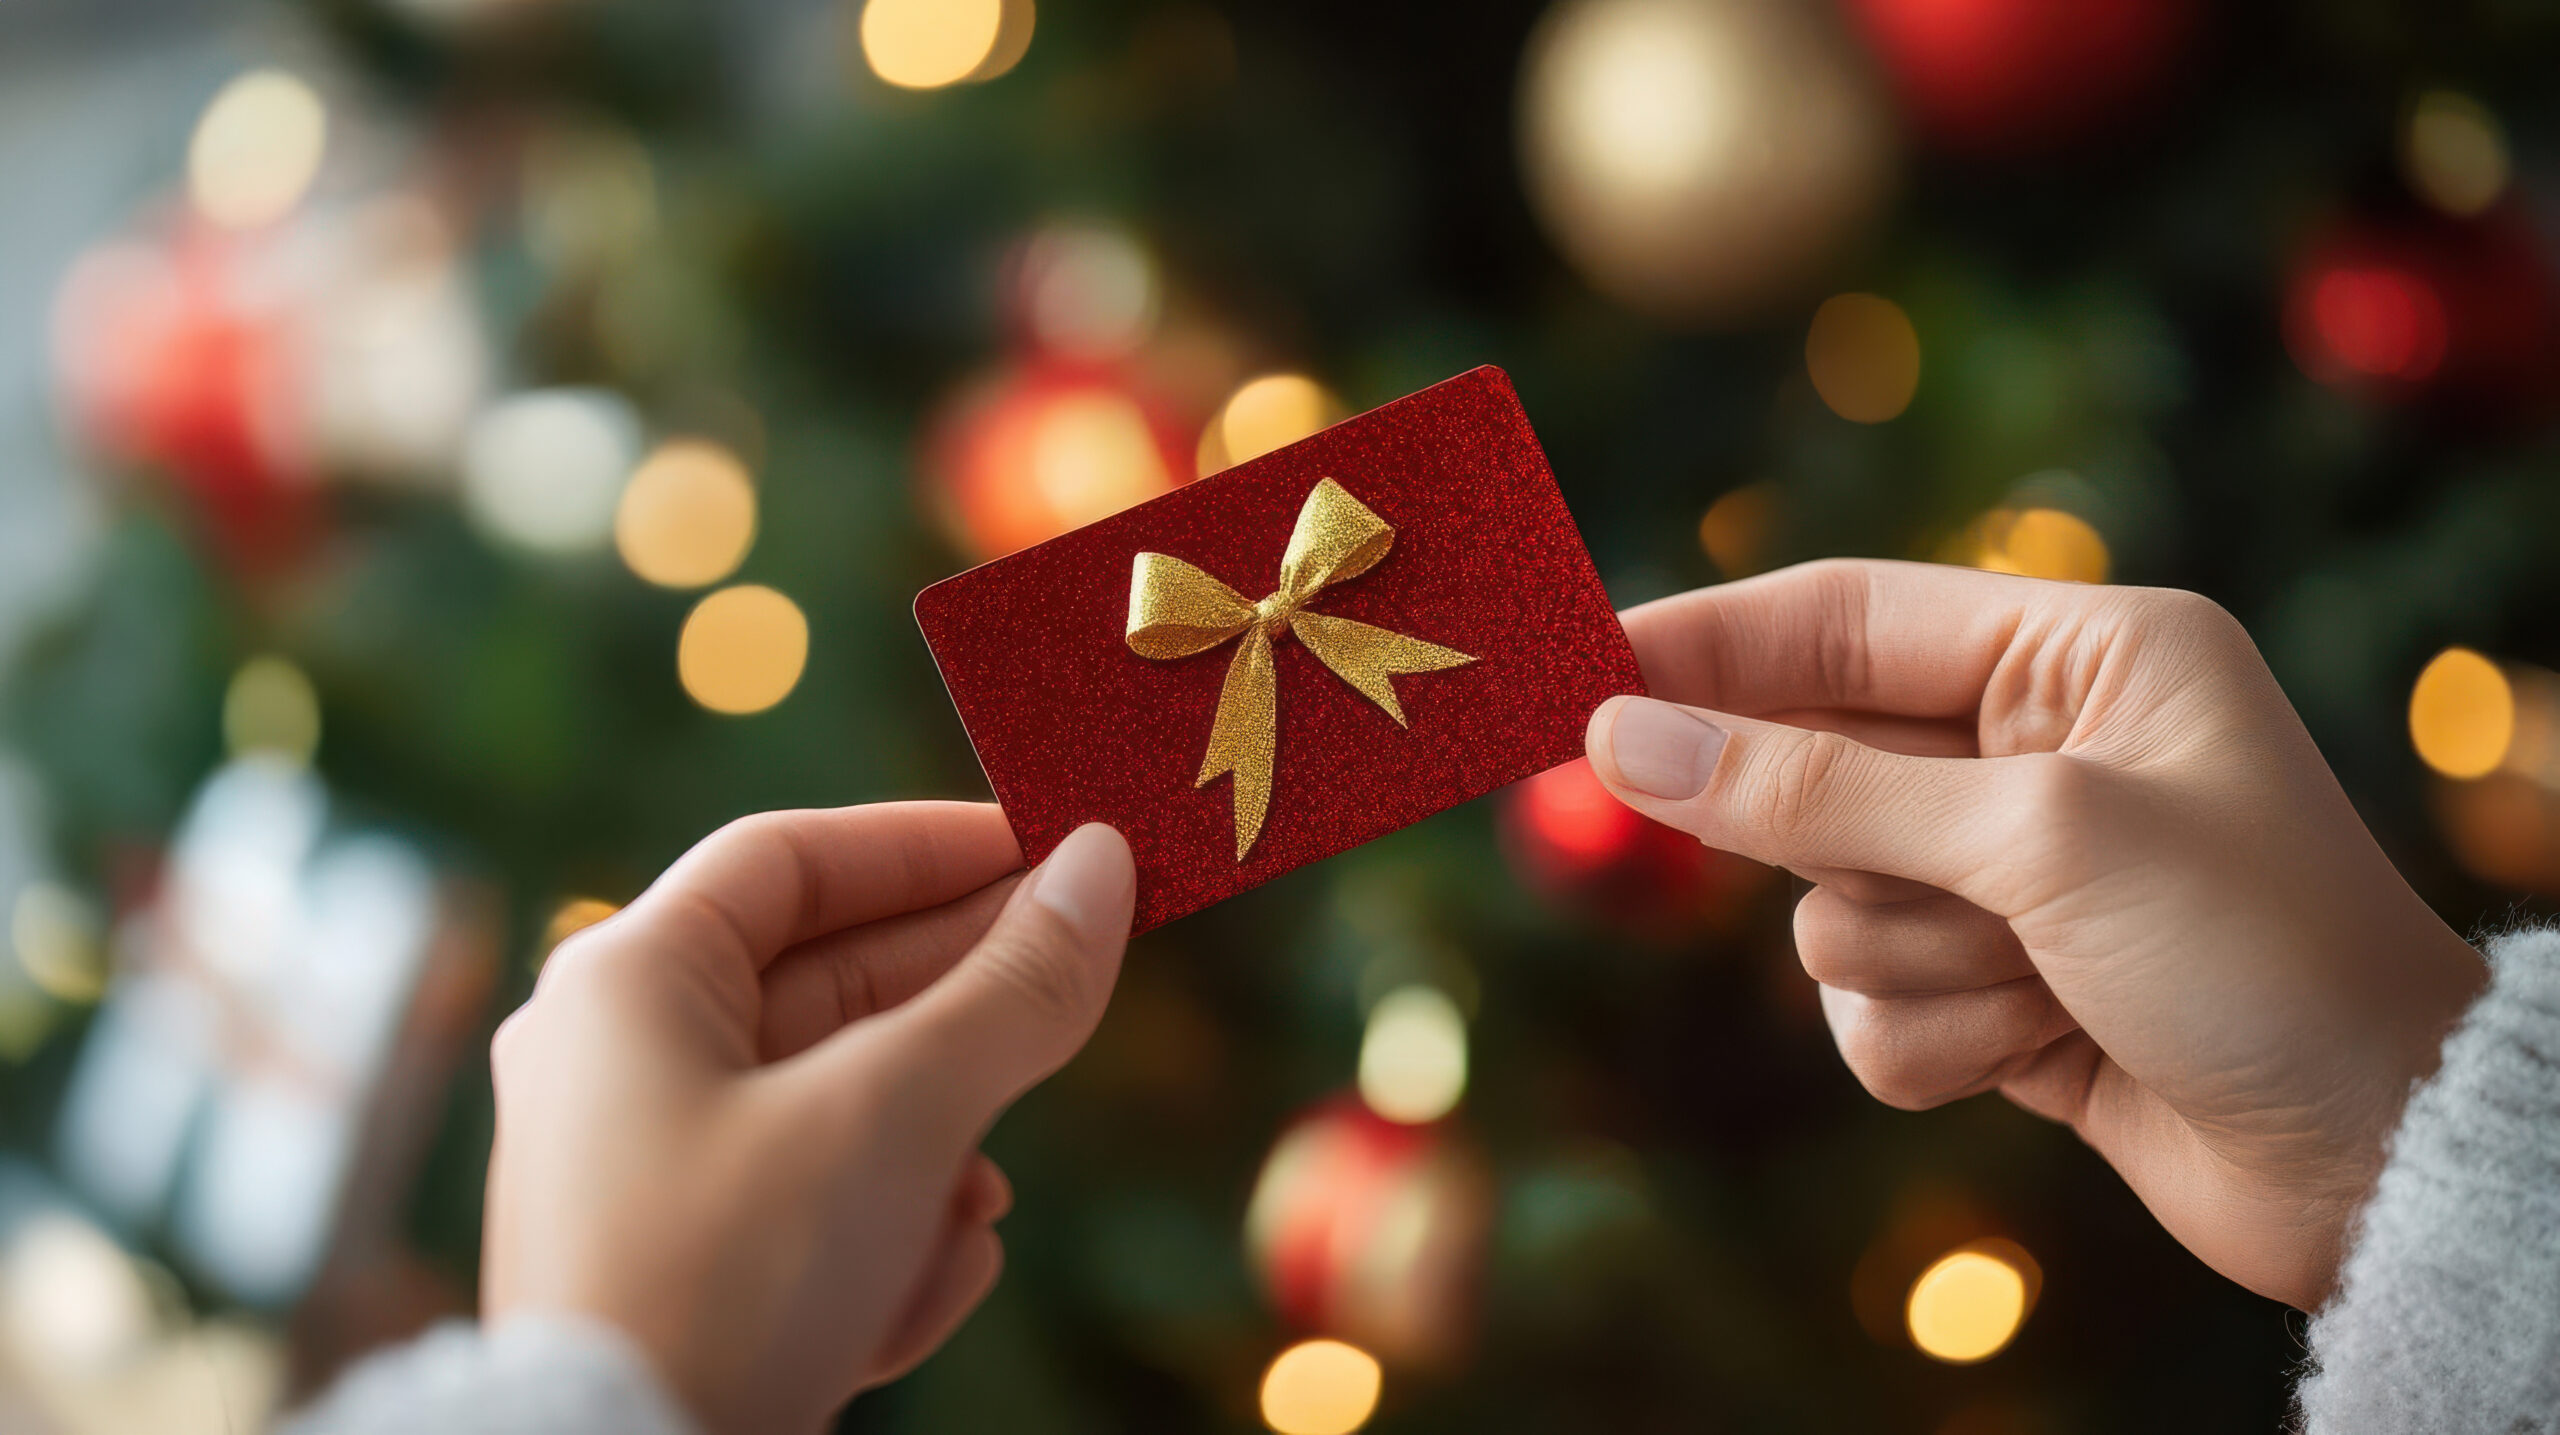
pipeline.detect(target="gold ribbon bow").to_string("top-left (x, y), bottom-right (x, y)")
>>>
top-left (1126, 478), bottom-right (1475, 861)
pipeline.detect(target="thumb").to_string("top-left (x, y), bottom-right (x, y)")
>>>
top-left (1585, 695), bottom-right (2034, 906)
top-left (836, 823), bottom-right (1135, 1150)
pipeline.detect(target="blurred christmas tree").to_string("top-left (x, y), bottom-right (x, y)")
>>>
top-left (3, 0), bottom-right (2558, 1432)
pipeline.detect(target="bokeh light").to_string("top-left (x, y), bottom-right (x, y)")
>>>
top-left (1806, 293), bottom-right (1921, 423)
top-left (615, 439), bottom-right (758, 589)
top-left (1698, 483), bottom-right (1776, 578)
top-left (2296, 265), bottom-right (2448, 385)
top-left (1014, 222), bottom-right (1159, 361)
top-left (1033, 392), bottom-right (1175, 526)
top-left (12, 882), bottom-right (105, 1005)
top-left (1946, 508), bottom-right (2109, 584)
top-left (2410, 647), bottom-right (2513, 780)
top-left (1906, 1246), bottom-right (2032, 1364)
top-left (188, 70), bottom-right (327, 231)
top-left (1245, 1100), bottom-right (1492, 1364)
top-left (678, 585), bottom-right (810, 715)
top-left (861, 0), bottom-right (1008, 90)
top-left (2402, 90), bottom-right (2509, 218)
top-left (223, 655), bottom-right (321, 767)
top-left (937, 369), bottom-right (1187, 558)
top-left (1519, 0), bottom-right (1892, 322)
top-left (539, 897), bottom-right (621, 966)
top-left (0, 1214), bottom-right (156, 1376)
top-left (461, 388), bottom-right (642, 555)
top-left (1259, 1338), bottom-right (1383, 1435)
top-left (1201, 373), bottom-right (1341, 477)
top-left (1357, 985), bottom-right (1468, 1125)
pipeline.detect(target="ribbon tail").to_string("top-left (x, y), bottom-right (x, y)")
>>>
top-left (1196, 626), bottom-right (1279, 860)
top-left (1289, 612), bottom-right (1474, 726)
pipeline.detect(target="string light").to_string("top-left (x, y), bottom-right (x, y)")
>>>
top-left (1259, 1338), bottom-right (1383, 1435)
top-left (223, 655), bottom-right (321, 767)
top-left (1201, 374), bottom-right (1341, 477)
top-left (1906, 1244), bottom-right (2033, 1364)
top-left (1357, 986), bottom-right (1468, 1125)
top-left (2402, 90), bottom-right (2509, 219)
top-left (615, 439), bottom-right (757, 589)
top-left (1806, 293), bottom-right (1921, 423)
top-left (2410, 647), bottom-right (2513, 780)
top-left (678, 585), bottom-right (809, 716)
top-left (188, 70), bottom-right (327, 230)
top-left (861, 0), bottom-right (1009, 90)
top-left (461, 389), bottom-right (642, 555)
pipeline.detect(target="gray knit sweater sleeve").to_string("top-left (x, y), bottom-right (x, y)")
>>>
top-left (280, 1314), bottom-right (698, 1435)
top-left (2295, 926), bottom-right (2560, 1433)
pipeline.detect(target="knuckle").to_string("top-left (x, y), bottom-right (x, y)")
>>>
top-left (1744, 728), bottom-right (1859, 840)
top-left (2134, 586), bottom-right (2250, 654)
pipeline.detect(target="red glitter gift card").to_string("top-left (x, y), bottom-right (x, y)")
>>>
top-left (914, 365), bottom-right (1644, 933)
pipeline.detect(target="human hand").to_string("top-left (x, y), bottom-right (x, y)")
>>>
top-left (480, 805), bottom-right (1133, 1434)
top-left (1584, 559), bottom-right (2484, 1310)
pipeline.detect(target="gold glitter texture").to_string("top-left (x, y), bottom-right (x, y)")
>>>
top-left (1127, 478), bottom-right (1476, 859)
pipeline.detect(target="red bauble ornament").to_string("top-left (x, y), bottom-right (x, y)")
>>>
top-left (52, 222), bottom-right (315, 569)
top-left (1501, 757), bottom-right (1756, 938)
top-left (1244, 1096), bottom-right (1491, 1368)
top-left (1843, 0), bottom-right (2193, 156)
top-left (925, 360), bottom-right (1193, 560)
top-left (2284, 205), bottom-right (2560, 422)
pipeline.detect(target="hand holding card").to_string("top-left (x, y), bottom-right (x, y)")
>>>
top-left (916, 366), bottom-right (1643, 932)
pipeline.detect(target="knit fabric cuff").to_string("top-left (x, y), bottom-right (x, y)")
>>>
top-left (2294, 925), bottom-right (2560, 1434)
top-left (280, 1312), bottom-right (699, 1435)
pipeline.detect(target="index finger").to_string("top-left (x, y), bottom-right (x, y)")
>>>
top-left (1622, 559), bottom-right (2054, 720)
top-left (615, 802), bottom-right (1024, 976)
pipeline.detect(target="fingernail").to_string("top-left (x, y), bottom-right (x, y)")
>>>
top-left (1605, 697), bottom-right (1726, 800)
top-left (1026, 823), bottom-right (1134, 940)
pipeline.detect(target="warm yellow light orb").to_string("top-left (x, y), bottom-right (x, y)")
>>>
top-left (538, 897), bottom-right (622, 967)
top-left (224, 655), bottom-right (322, 766)
top-left (1358, 985), bottom-right (1468, 1125)
top-left (1698, 483), bottom-right (1775, 578)
top-left (616, 440), bottom-right (758, 589)
top-left (2403, 90), bottom-right (2508, 218)
top-left (1806, 293), bottom-right (1921, 423)
top-left (189, 70), bottom-right (328, 230)
top-left (2410, 647), bottom-right (2514, 780)
top-left (678, 585), bottom-right (809, 716)
top-left (1982, 509), bottom-right (2109, 584)
top-left (1031, 391), bottom-right (1173, 529)
top-left (1906, 1249), bottom-right (2029, 1364)
top-left (1207, 374), bottom-right (1341, 475)
top-left (1259, 1338), bottom-right (1382, 1435)
top-left (861, 0), bottom-right (1006, 90)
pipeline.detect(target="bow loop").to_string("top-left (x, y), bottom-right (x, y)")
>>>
top-left (1126, 478), bottom-right (1474, 860)
top-left (1275, 477), bottom-right (1396, 605)
top-left (1125, 553), bottom-right (1256, 659)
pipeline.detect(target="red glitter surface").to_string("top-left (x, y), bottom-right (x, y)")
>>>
top-left (914, 366), bottom-right (1645, 933)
